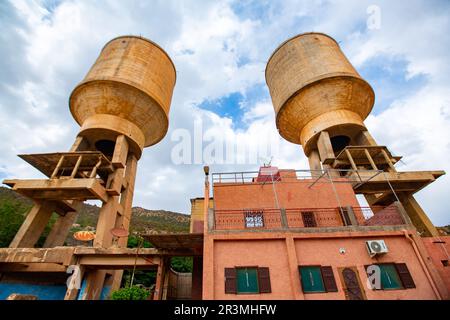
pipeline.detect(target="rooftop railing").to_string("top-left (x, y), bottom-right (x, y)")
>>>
top-left (212, 205), bottom-right (407, 231)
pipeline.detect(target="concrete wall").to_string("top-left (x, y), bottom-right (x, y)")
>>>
top-left (294, 236), bottom-right (437, 300)
top-left (190, 198), bottom-right (213, 233)
top-left (0, 283), bottom-right (67, 300)
top-left (0, 273), bottom-right (68, 300)
top-left (204, 233), bottom-right (439, 300)
top-left (422, 236), bottom-right (450, 292)
top-left (213, 179), bottom-right (360, 211)
top-left (213, 239), bottom-right (294, 300)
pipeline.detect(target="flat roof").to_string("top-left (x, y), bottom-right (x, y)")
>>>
top-left (142, 233), bottom-right (204, 254)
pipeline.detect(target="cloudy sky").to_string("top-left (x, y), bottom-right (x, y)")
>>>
top-left (0, 0), bottom-right (449, 225)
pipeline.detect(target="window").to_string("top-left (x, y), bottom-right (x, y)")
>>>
top-left (224, 267), bottom-right (271, 294)
top-left (340, 208), bottom-right (353, 226)
top-left (244, 211), bottom-right (264, 228)
top-left (237, 268), bottom-right (259, 293)
top-left (366, 263), bottom-right (416, 290)
top-left (379, 264), bottom-right (403, 290)
top-left (299, 266), bottom-right (338, 293)
top-left (301, 211), bottom-right (317, 227)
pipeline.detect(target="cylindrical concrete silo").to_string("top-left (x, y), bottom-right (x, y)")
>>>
top-left (265, 32), bottom-right (374, 157)
top-left (69, 35), bottom-right (176, 158)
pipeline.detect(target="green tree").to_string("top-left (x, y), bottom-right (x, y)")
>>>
top-left (0, 200), bottom-right (27, 247)
top-left (171, 257), bottom-right (193, 273)
top-left (110, 286), bottom-right (150, 300)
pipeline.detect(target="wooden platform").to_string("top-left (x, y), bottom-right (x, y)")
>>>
top-left (352, 170), bottom-right (445, 206)
top-left (0, 247), bottom-right (170, 272)
top-left (18, 151), bottom-right (113, 178)
top-left (3, 178), bottom-right (109, 203)
top-left (333, 146), bottom-right (401, 170)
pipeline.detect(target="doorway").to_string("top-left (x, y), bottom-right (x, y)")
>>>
top-left (339, 267), bottom-right (366, 300)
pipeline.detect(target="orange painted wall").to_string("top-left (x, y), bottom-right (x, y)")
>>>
top-left (213, 239), bottom-right (294, 300)
top-left (422, 236), bottom-right (450, 292)
top-left (213, 179), bottom-right (359, 211)
top-left (294, 236), bottom-right (438, 300)
top-left (205, 234), bottom-right (439, 300)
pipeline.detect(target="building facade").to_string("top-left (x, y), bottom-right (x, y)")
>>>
top-left (195, 167), bottom-right (449, 300)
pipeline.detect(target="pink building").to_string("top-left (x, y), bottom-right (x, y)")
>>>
top-left (194, 167), bottom-right (449, 300)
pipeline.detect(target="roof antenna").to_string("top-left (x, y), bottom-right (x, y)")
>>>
top-left (259, 156), bottom-right (273, 167)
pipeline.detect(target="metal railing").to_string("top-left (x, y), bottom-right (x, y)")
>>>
top-left (213, 205), bottom-right (406, 231)
top-left (211, 169), bottom-right (383, 186)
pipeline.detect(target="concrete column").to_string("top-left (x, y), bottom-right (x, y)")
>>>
top-left (109, 154), bottom-right (138, 293)
top-left (202, 237), bottom-right (214, 300)
top-left (345, 206), bottom-right (359, 226)
top-left (307, 149), bottom-right (322, 178)
top-left (355, 130), bottom-right (378, 146)
top-left (154, 257), bottom-right (169, 300)
top-left (81, 270), bottom-right (107, 300)
top-left (191, 256), bottom-right (203, 300)
top-left (84, 135), bottom-right (130, 300)
top-left (9, 201), bottom-right (55, 248)
top-left (43, 211), bottom-right (78, 247)
top-left (317, 131), bottom-right (335, 164)
top-left (285, 236), bottom-right (303, 300)
top-left (398, 193), bottom-right (439, 237)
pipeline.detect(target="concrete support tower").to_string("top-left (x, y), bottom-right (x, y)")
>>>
top-left (265, 32), bottom-right (444, 237)
top-left (3, 36), bottom-right (176, 298)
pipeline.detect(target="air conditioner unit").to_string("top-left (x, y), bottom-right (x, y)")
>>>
top-left (366, 240), bottom-right (389, 257)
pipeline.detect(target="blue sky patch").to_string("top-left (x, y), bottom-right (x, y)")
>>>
top-left (359, 54), bottom-right (428, 115)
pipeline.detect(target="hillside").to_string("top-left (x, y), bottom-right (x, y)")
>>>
top-left (0, 186), bottom-right (190, 247)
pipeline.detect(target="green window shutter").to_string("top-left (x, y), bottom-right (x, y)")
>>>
top-left (321, 266), bottom-right (338, 292)
top-left (379, 264), bottom-right (402, 290)
top-left (224, 268), bottom-right (237, 294)
top-left (257, 267), bottom-right (272, 293)
top-left (236, 268), bottom-right (259, 293)
top-left (395, 263), bottom-right (416, 289)
top-left (299, 266), bottom-right (325, 293)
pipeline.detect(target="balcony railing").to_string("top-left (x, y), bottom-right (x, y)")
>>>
top-left (213, 205), bottom-right (407, 231)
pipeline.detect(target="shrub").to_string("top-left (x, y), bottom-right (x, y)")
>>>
top-left (110, 286), bottom-right (150, 300)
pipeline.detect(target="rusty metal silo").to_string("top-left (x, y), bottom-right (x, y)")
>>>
top-left (265, 32), bottom-right (374, 156)
top-left (69, 35), bottom-right (176, 158)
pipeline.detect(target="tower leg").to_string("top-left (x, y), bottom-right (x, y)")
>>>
top-left (307, 150), bottom-right (322, 178)
top-left (43, 211), bottom-right (78, 247)
top-left (398, 193), bottom-right (439, 237)
top-left (82, 134), bottom-right (131, 299)
top-left (9, 202), bottom-right (55, 248)
top-left (109, 153), bottom-right (138, 293)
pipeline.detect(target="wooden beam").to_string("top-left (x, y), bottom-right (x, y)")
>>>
top-left (381, 148), bottom-right (396, 172)
top-left (78, 256), bottom-right (160, 269)
top-left (0, 262), bottom-right (67, 273)
top-left (364, 148), bottom-right (378, 170)
top-left (345, 149), bottom-right (358, 171)
top-left (0, 247), bottom-right (75, 265)
top-left (70, 155), bottom-right (83, 178)
top-left (51, 155), bottom-right (65, 179)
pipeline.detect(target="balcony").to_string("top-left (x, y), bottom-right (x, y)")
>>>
top-left (212, 205), bottom-right (408, 232)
